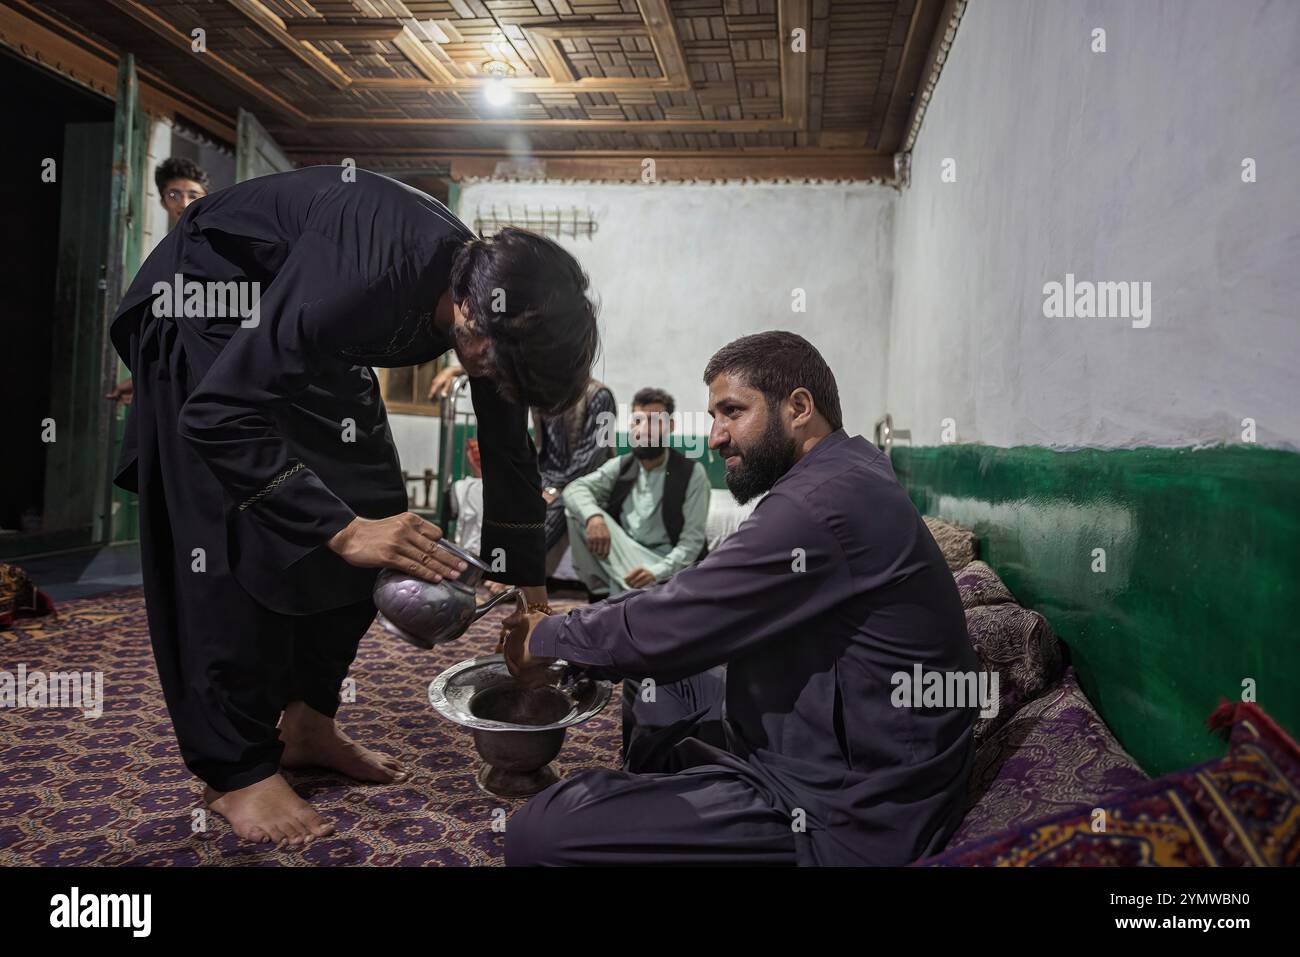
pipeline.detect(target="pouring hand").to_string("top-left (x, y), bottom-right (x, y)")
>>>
top-left (327, 513), bottom-right (467, 584)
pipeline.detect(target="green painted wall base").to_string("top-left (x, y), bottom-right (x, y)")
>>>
top-left (893, 444), bottom-right (1300, 777)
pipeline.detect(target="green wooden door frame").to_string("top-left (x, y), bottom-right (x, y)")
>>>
top-left (101, 53), bottom-right (146, 545)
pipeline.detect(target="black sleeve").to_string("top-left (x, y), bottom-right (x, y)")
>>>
top-left (529, 489), bottom-right (855, 681)
top-left (470, 375), bottom-right (545, 584)
top-left (177, 228), bottom-right (378, 571)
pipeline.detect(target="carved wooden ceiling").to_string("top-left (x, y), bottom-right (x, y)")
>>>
top-left (10, 0), bottom-right (953, 180)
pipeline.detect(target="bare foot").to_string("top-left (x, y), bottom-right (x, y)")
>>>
top-left (279, 700), bottom-right (409, 784)
top-left (203, 774), bottom-right (334, 849)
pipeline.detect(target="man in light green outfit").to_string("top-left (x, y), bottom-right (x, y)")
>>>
top-left (562, 388), bottom-right (710, 597)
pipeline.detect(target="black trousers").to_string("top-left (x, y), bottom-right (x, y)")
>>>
top-left (138, 547), bottom-right (374, 793)
top-left (505, 667), bottom-right (798, 865)
top-left (132, 310), bottom-right (375, 793)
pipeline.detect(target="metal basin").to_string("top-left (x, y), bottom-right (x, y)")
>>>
top-left (428, 654), bottom-right (611, 797)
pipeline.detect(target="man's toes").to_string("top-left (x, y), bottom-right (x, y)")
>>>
top-left (296, 809), bottom-right (333, 838)
top-left (289, 816), bottom-right (317, 845)
top-left (272, 822), bottom-right (304, 849)
top-left (281, 820), bottom-right (307, 845)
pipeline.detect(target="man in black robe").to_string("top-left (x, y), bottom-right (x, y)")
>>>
top-left (502, 332), bottom-right (980, 865)
top-left (111, 165), bottom-right (598, 848)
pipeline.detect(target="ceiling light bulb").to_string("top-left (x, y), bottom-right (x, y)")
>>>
top-left (485, 77), bottom-right (513, 106)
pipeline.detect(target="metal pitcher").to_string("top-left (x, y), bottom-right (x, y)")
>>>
top-left (373, 538), bottom-right (520, 649)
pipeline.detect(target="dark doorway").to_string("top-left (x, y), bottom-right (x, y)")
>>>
top-left (0, 50), bottom-right (114, 556)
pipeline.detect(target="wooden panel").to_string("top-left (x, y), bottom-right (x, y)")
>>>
top-left (22, 0), bottom-right (954, 179)
top-left (226, 0), bottom-right (353, 90)
top-left (447, 150), bottom-right (895, 181)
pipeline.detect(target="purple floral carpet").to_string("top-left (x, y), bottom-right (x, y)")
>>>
top-left (0, 587), bottom-right (619, 866)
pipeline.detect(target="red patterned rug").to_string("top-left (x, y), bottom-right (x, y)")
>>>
top-left (0, 587), bottom-right (620, 866)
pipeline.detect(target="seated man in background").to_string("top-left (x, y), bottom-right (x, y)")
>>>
top-left (562, 388), bottom-right (709, 597)
top-left (503, 332), bottom-right (979, 866)
top-left (449, 438), bottom-right (484, 555)
top-left (430, 370), bottom-right (616, 581)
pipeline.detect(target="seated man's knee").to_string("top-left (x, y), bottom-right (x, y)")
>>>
top-left (504, 794), bottom-right (553, 866)
top-left (504, 773), bottom-right (605, 866)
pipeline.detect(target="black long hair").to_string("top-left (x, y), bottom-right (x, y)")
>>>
top-left (450, 227), bottom-right (600, 415)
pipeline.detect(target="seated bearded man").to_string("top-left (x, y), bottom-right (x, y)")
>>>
top-left (500, 331), bottom-right (981, 867)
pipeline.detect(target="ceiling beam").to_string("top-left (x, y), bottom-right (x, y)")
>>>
top-left (103, 0), bottom-right (310, 120)
top-left (282, 19), bottom-right (404, 42)
top-left (901, 0), bottom-right (969, 153)
top-left (223, 0), bottom-right (352, 90)
top-left (391, 26), bottom-right (458, 84)
top-left (522, 26), bottom-right (577, 83)
top-left (778, 0), bottom-right (811, 129)
top-left (302, 116), bottom-right (804, 131)
top-left (347, 75), bottom-right (687, 93)
top-left (280, 147), bottom-right (896, 183)
top-left (875, 0), bottom-right (947, 152)
top-left (0, 0), bottom-right (236, 140)
top-left (638, 0), bottom-right (689, 91)
top-left (446, 152), bottom-right (894, 182)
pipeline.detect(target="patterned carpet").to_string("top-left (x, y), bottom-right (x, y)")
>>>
top-left (0, 587), bottom-right (620, 866)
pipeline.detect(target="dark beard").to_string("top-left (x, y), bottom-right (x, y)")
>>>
top-left (632, 445), bottom-right (667, 461)
top-left (723, 415), bottom-right (797, 505)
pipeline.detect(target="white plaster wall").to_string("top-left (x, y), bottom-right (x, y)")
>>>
top-left (387, 413), bottom-right (442, 500)
top-left (455, 180), bottom-right (895, 437)
top-left (141, 119), bottom-right (173, 257)
top-left (887, 0), bottom-right (1300, 449)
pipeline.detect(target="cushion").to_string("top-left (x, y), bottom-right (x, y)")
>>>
top-left (966, 602), bottom-right (1065, 748)
top-left (0, 562), bottom-right (56, 629)
top-left (954, 560), bottom-right (1016, 610)
top-left (923, 515), bottom-right (977, 571)
top-left (947, 668), bottom-right (1148, 846)
top-left (921, 700), bottom-right (1300, 866)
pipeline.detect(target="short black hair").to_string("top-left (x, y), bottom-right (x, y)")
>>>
top-left (703, 331), bottom-right (843, 431)
top-left (155, 157), bottom-right (211, 195)
top-left (450, 227), bottom-right (600, 415)
top-left (632, 387), bottom-right (675, 416)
